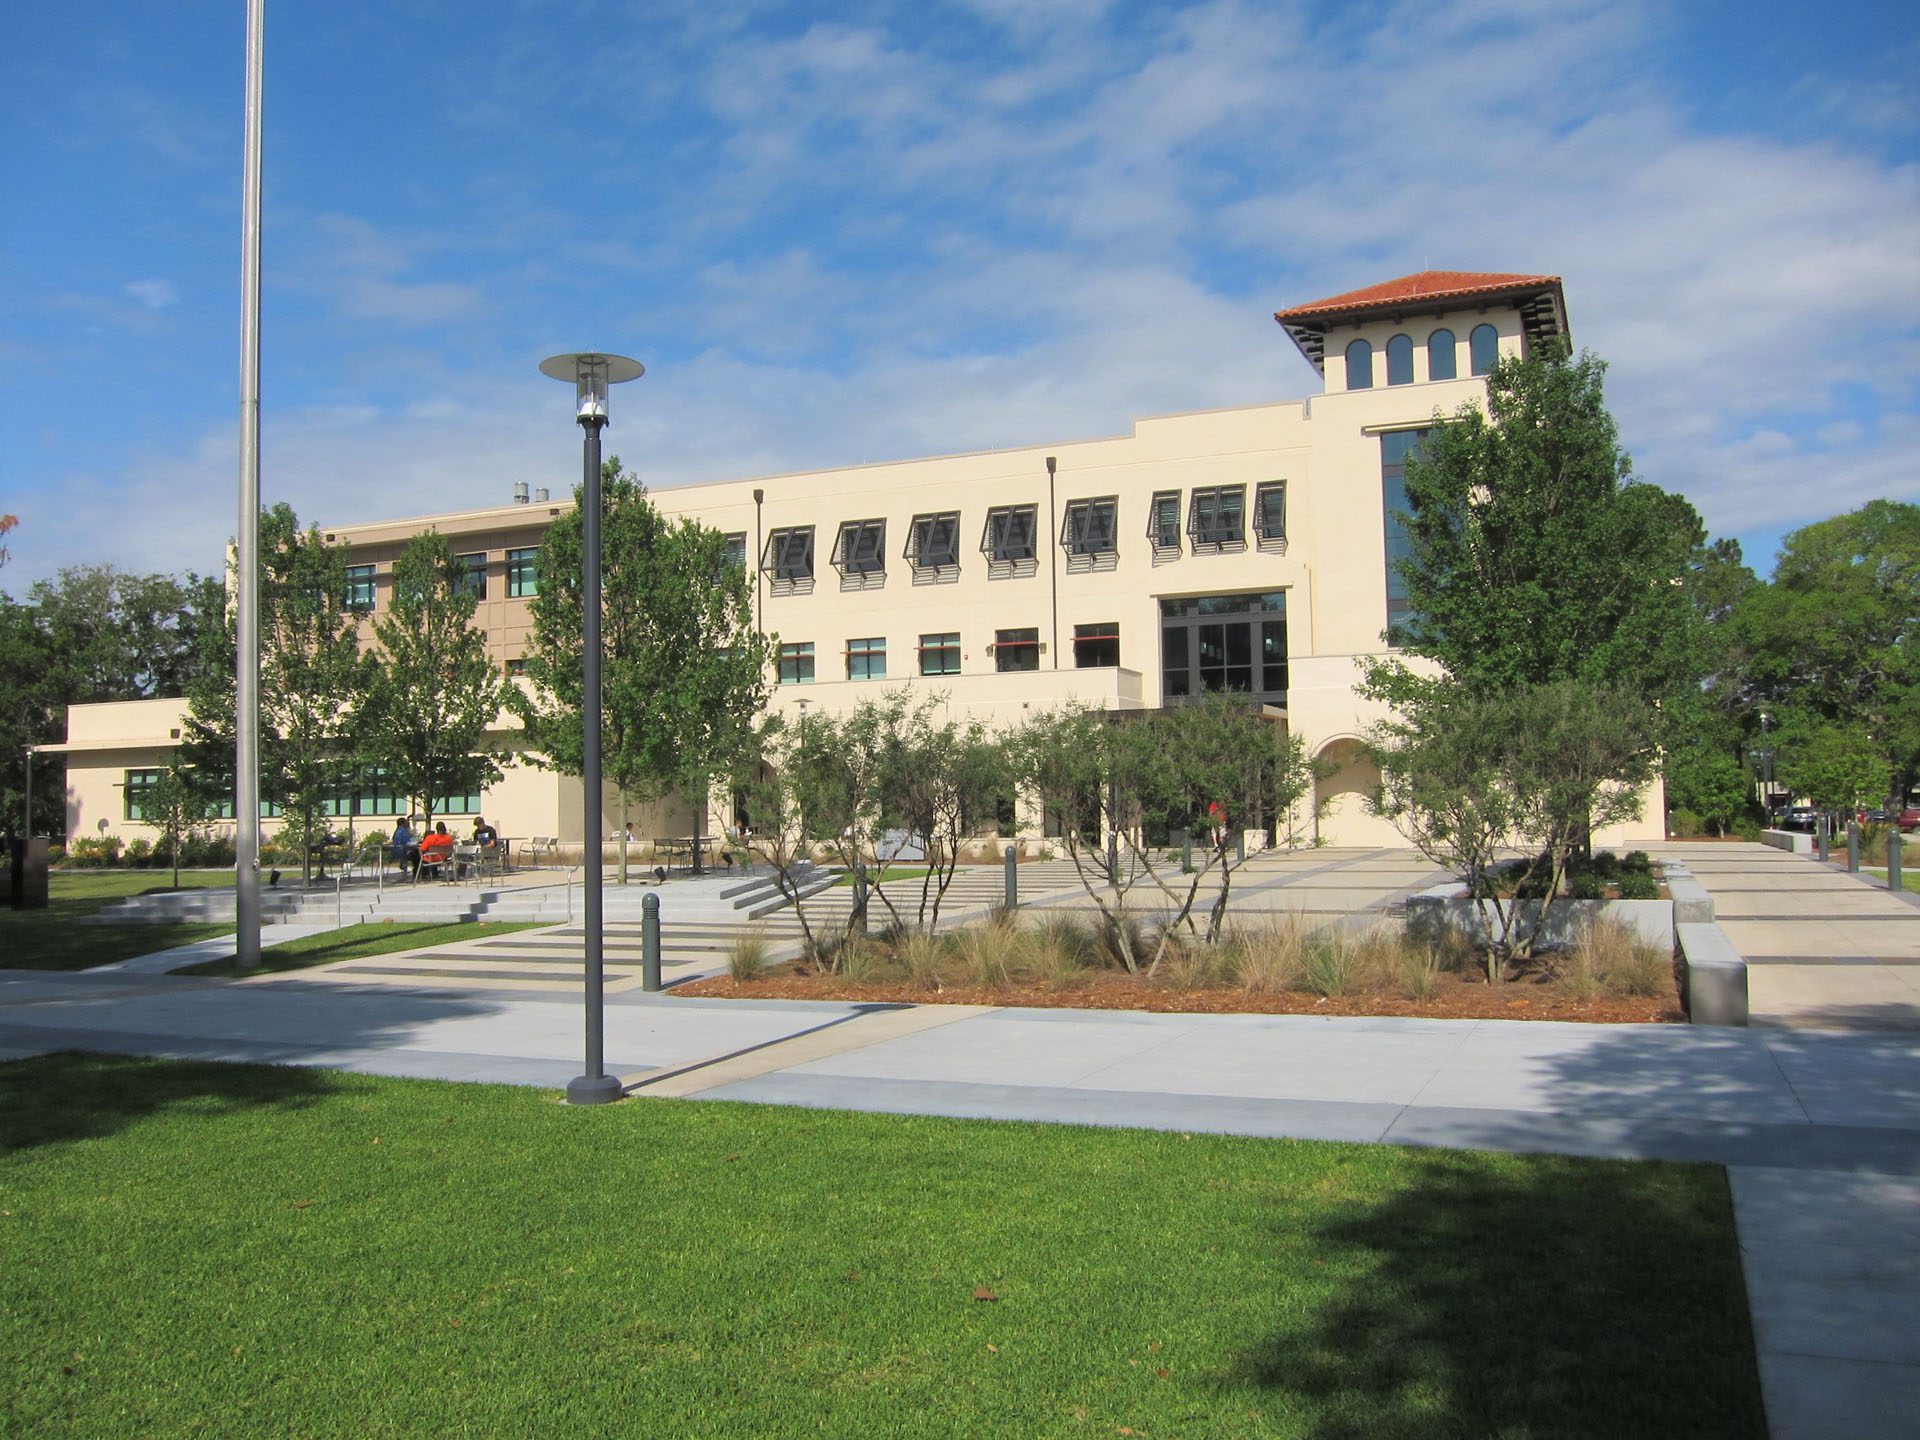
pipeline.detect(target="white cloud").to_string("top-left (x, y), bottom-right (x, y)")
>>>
top-left (123, 279), bottom-right (178, 309)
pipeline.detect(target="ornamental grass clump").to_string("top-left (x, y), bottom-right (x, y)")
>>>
top-left (896, 931), bottom-right (947, 991)
top-left (1224, 915), bottom-right (1312, 993)
top-left (1298, 929), bottom-right (1358, 997)
top-left (728, 929), bottom-right (771, 982)
top-left (1027, 913), bottom-right (1094, 989)
top-left (1559, 917), bottom-right (1671, 999)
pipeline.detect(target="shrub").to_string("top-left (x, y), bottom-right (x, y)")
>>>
top-left (1733, 818), bottom-right (1762, 842)
top-left (67, 836), bottom-right (122, 868)
top-left (124, 838), bottom-right (154, 867)
top-left (1225, 916), bottom-right (1311, 993)
top-left (896, 932), bottom-right (948, 990)
top-left (728, 930), bottom-right (771, 982)
top-left (1566, 871), bottom-right (1605, 901)
top-left (1668, 807), bottom-right (1705, 837)
top-left (1622, 850), bottom-right (1652, 874)
top-left (1298, 930), bottom-right (1357, 996)
top-left (1563, 917), bottom-right (1671, 999)
top-left (44, 844), bottom-right (65, 867)
top-left (1618, 871), bottom-right (1658, 900)
top-left (1587, 851), bottom-right (1621, 881)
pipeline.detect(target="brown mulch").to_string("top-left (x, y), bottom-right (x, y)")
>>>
top-left (672, 969), bottom-right (1684, 1024)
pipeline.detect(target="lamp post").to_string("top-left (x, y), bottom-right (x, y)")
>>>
top-left (540, 351), bottom-right (645, 1106)
top-left (234, 0), bottom-right (266, 972)
top-left (1758, 710), bottom-right (1773, 814)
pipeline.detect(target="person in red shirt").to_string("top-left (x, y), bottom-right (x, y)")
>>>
top-left (418, 822), bottom-right (455, 879)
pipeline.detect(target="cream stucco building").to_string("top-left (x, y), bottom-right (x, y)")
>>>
top-left (51, 271), bottom-right (1663, 853)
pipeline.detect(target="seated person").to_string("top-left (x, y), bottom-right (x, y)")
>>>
top-left (418, 822), bottom-right (455, 877)
top-left (390, 817), bottom-right (420, 875)
top-left (472, 816), bottom-right (499, 847)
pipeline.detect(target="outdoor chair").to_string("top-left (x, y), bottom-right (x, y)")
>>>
top-left (452, 842), bottom-right (482, 880)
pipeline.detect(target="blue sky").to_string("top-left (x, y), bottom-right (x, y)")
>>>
top-left (3, 0), bottom-right (1915, 591)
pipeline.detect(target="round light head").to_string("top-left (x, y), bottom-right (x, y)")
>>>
top-left (539, 352), bottom-right (644, 422)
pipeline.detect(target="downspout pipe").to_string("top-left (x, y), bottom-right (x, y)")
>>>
top-left (1045, 455), bottom-right (1059, 669)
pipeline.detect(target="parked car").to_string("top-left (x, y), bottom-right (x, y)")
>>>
top-left (1779, 807), bottom-right (1820, 833)
top-left (1899, 807), bottom-right (1920, 833)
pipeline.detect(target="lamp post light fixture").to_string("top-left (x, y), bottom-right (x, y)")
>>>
top-left (540, 350), bottom-right (645, 1106)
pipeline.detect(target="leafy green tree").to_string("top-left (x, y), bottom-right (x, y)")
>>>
top-left (184, 503), bottom-right (371, 883)
top-left (142, 760), bottom-right (222, 890)
top-left (28, 564), bottom-right (227, 702)
top-left (361, 532), bottom-right (506, 835)
top-left (882, 705), bottom-right (1015, 931)
top-left (514, 462), bottom-right (774, 873)
top-left (1385, 343), bottom-right (1705, 708)
top-left (1773, 715), bottom-right (1888, 815)
top-left (0, 594), bottom-right (63, 838)
top-left (1732, 500), bottom-right (1920, 804)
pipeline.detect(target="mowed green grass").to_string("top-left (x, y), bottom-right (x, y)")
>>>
top-left (179, 921), bottom-right (546, 977)
top-left (1, 1054), bottom-right (1764, 1439)
top-left (1862, 866), bottom-right (1920, 895)
top-left (1, 871), bottom-right (233, 971)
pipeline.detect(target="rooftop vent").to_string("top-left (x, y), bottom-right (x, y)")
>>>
top-left (534, 487), bottom-right (549, 502)
top-left (513, 482), bottom-right (529, 504)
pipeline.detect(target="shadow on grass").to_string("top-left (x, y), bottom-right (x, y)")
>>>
top-left (0, 1050), bottom-right (340, 1156)
top-left (1235, 1147), bottom-right (1767, 1440)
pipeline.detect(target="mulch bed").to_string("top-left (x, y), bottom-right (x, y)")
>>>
top-left (673, 969), bottom-right (1684, 1024)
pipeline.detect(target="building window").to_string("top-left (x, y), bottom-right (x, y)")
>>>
top-left (1470, 324), bottom-right (1499, 376)
top-left (432, 787), bottom-right (484, 817)
top-left (1428, 328), bottom-right (1457, 381)
top-left (721, 532), bottom-right (748, 573)
top-left (845, 636), bottom-right (886, 680)
top-left (344, 564), bottom-right (376, 612)
top-left (919, 632), bottom-right (962, 676)
top-left (763, 527), bottom-right (815, 591)
top-left (124, 768), bottom-right (161, 821)
top-left (1074, 622), bottom-right (1119, 668)
top-left (981, 505), bottom-right (1039, 570)
top-left (1148, 490), bottom-right (1181, 556)
top-left (1159, 592), bottom-right (1286, 702)
top-left (1382, 429), bottom-right (1430, 643)
top-left (1386, 333), bottom-right (1413, 385)
top-left (1255, 482), bottom-right (1287, 552)
top-left (778, 642), bottom-right (815, 684)
top-left (994, 627), bottom-right (1040, 672)
top-left (505, 657), bottom-right (528, 677)
top-left (453, 552), bottom-right (488, 600)
top-left (1060, 496), bottom-right (1118, 569)
top-left (1344, 338), bottom-right (1373, 389)
top-left (831, 519), bottom-right (887, 581)
top-left (506, 548), bottom-right (538, 598)
top-left (905, 512), bottom-right (960, 582)
top-left (1188, 485), bottom-right (1246, 552)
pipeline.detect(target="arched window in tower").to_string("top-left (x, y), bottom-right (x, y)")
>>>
top-left (1386, 334), bottom-right (1413, 385)
top-left (1428, 328), bottom-right (1456, 381)
top-left (1344, 338), bottom-right (1373, 390)
top-left (1470, 324), bottom-right (1499, 376)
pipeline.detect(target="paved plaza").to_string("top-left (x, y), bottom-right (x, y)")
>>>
top-left (5, 840), bottom-right (1918, 1436)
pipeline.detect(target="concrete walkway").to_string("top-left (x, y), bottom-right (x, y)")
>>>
top-left (1649, 841), bottom-right (1920, 1434)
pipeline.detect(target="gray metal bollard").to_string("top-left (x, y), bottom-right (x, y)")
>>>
top-left (1182, 838), bottom-right (1193, 875)
top-left (1891, 832), bottom-right (1904, 895)
top-left (1235, 830), bottom-right (1246, 865)
top-left (1004, 845), bottom-right (1018, 912)
top-left (642, 890), bottom-right (661, 992)
top-left (1816, 818), bottom-right (1828, 862)
top-left (1847, 822), bottom-right (1860, 873)
top-left (853, 863), bottom-right (868, 936)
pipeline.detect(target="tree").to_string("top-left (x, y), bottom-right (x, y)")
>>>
top-left (142, 760), bottom-right (222, 890)
top-left (28, 564), bottom-right (227, 703)
top-left (514, 462), bottom-right (773, 875)
top-left (184, 504), bottom-right (371, 883)
top-left (0, 513), bottom-right (15, 569)
top-left (0, 595), bottom-right (62, 838)
top-left (1012, 700), bottom-right (1310, 971)
top-left (1732, 500), bottom-right (1920, 804)
top-left (361, 532), bottom-right (507, 835)
top-left (1369, 679), bottom-right (1658, 977)
top-left (1773, 715), bottom-right (1887, 815)
top-left (883, 706), bottom-right (1014, 932)
top-left (1386, 343), bottom-right (1705, 708)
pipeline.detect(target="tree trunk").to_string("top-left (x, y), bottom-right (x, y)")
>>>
top-left (618, 793), bottom-right (629, 885)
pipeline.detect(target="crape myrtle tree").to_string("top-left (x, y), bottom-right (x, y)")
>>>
top-left (1731, 500), bottom-right (1920, 808)
top-left (184, 503), bottom-right (372, 885)
top-left (141, 758), bottom-right (223, 890)
top-left (1013, 699), bottom-right (1311, 972)
top-left (884, 704), bottom-right (1014, 932)
top-left (513, 462), bottom-right (773, 877)
top-left (1370, 678), bottom-right (1658, 979)
top-left (361, 531), bottom-right (507, 836)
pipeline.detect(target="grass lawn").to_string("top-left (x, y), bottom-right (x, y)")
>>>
top-left (178, 921), bottom-right (545, 977)
top-left (1862, 867), bottom-right (1920, 895)
top-left (1, 871), bottom-right (233, 972)
top-left (0, 1054), bottom-right (1765, 1439)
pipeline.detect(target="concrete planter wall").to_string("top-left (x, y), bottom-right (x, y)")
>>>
top-left (1760, 828), bottom-right (1814, 855)
top-left (1404, 886), bottom-right (1674, 951)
